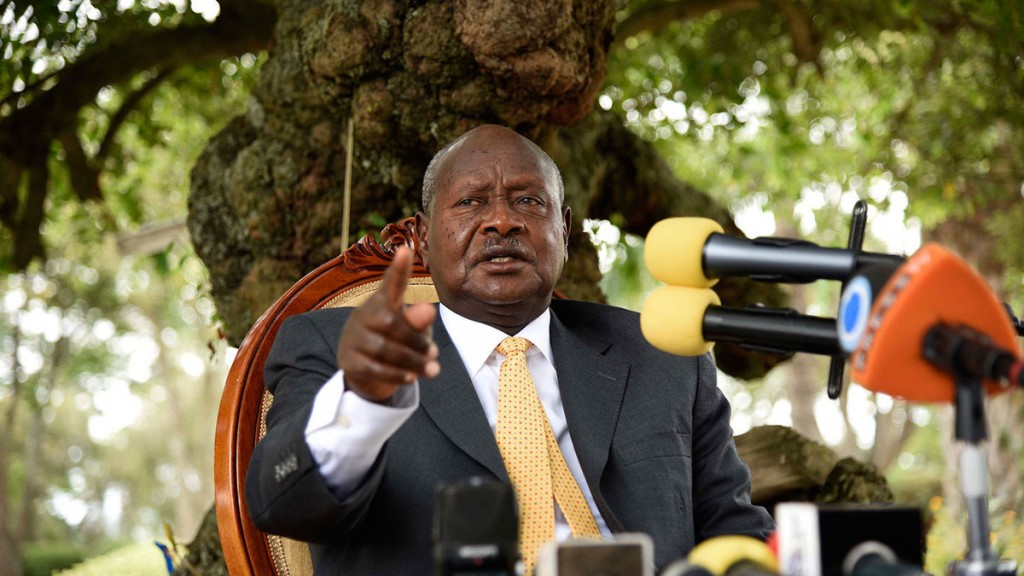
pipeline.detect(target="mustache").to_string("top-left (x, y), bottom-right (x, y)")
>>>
top-left (479, 238), bottom-right (528, 261)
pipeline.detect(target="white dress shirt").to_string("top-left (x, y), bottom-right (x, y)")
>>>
top-left (304, 304), bottom-right (612, 541)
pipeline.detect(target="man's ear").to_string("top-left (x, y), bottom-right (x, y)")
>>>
top-left (562, 206), bottom-right (571, 261)
top-left (415, 211), bottom-right (430, 269)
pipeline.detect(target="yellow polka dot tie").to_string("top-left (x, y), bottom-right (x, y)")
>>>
top-left (495, 337), bottom-right (600, 574)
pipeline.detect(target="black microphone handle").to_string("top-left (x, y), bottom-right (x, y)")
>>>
top-left (843, 542), bottom-right (928, 576)
top-left (703, 305), bottom-right (842, 356)
top-left (848, 554), bottom-right (929, 576)
top-left (659, 560), bottom-right (714, 576)
top-left (703, 233), bottom-right (904, 283)
top-left (723, 560), bottom-right (780, 576)
top-left (922, 323), bottom-right (1024, 388)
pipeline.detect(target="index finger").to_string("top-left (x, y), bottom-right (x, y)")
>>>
top-left (381, 245), bottom-right (414, 310)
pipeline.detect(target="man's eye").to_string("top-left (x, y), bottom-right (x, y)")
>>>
top-left (517, 196), bottom-right (542, 205)
top-left (456, 198), bottom-right (479, 206)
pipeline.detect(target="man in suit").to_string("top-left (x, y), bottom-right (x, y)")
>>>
top-left (246, 125), bottom-right (773, 574)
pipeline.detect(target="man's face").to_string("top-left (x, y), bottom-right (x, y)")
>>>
top-left (416, 126), bottom-right (570, 332)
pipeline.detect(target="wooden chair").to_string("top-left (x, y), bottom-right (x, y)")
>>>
top-left (213, 218), bottom-right (438, 575)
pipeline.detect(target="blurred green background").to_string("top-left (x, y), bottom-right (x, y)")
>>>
top-left (2, 0), bottom-right (1022, 574)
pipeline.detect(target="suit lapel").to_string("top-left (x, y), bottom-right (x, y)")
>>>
top-left (549, 309), bottom-right (630, 530)
top-left (418, 314), bottom-right (508, 481)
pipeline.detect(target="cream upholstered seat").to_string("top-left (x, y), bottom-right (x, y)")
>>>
top-left (214, 218), bottom-right (436, 576)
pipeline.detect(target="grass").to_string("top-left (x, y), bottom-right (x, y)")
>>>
top-left (56, 541), bottom-right (171, 576)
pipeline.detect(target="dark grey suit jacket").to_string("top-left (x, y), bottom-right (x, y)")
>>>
top-left (246, 300), bottom-right (773, 574)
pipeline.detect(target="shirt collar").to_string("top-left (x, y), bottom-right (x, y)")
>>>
top-left (439, 304), bottom-right (553, 376)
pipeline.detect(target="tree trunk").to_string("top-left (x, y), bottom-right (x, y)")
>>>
top-left (0, 535), bottom-right (19, 576)
top-left (0, 312), bottom-right (23, 576)
top-left (780, 284), bottom-right (825, 445)
top-left (735, 425), bottom-right (893, 512)
top-left (869, 399), bottom-right (915, 472)
top-left (172, 504), bottom-right (227, 576)
top-left (187, 0), bottom-right (786, 379)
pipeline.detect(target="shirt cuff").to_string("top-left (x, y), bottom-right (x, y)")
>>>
top-left (304, 371), bottom-right (419, 497)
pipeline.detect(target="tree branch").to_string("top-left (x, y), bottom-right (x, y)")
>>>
top-left (0, 5), bottom-right (276, 270)
top-left (0, 6), bottom-right (275, 164)
top-left (116, 218), bottom-right (189, 256)
top-left (615, 0), bottom-right (759, 41)
top-left (13, 160), bottom-right (49, 268)
top-left (57, 131), bottom-right (101, 203)
top-left (0, 155), bottom-right (21, 230)
top-left (773, 0), bottom-right (821, 69)
top-left (0, 68), bottom-right (62, 109)
top-left (96, 67), bottom-right (177, 165)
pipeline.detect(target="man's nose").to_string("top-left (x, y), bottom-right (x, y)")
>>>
top-left (482, 199), bottom-right (523, 236)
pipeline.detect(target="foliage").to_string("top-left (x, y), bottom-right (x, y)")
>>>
top-left (925, 498), bottom-right (1024, 575)
top-left (602, 0), bottom-right (1024, 558)
top-left (0, 0), bottom-right (273, 270)
top-left (586, 220), bottom-right (661, 312)
top-left (2, 0), bottom-right (1023, 571)
top-left (1, 4), bottom-right (262, 568)
top-left (22, 541), bottom-right (86, 576)
top-left (605, 0), bottom-right (1024, 269)
top-left (883, 407), bottom-right (945, 504)
top-left (0, 238), bottom-right (227, 548)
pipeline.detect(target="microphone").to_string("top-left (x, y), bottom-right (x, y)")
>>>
top-left (640, 285), bottom-right (841, 357)
top-left (775, 503), bottom-right (924, 576)
top-left (685, 535), bottom-right (780, 576)
top-left (659, 560), bottom-right (714, 576)
top-left (838, 243), bottom-right (1022, 403)
top-left (433, 477), bottom-right (517, 576)
top-left (644, 217), bottom-right (903, 287)
top-left (842, 541), bottom-right (929, 576)
top-left (534, 533), bottom-right (654, 576)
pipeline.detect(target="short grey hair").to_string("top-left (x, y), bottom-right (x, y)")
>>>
top-left (420, 128), bottom-right (565, 213)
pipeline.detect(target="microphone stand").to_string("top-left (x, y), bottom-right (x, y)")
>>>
top-left (826, 200), bottom-right (870, 400)
top-left (921, 326), bottom-right (1018, 576)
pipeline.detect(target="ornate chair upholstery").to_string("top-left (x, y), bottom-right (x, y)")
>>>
top-left (213, 218), bottom-right (437, 575)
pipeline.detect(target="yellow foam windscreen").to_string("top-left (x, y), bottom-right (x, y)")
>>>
top-left (645, 217), bottom-right (724, 287)
top-left (687, 535), bottom-right (779, 575)
top-left (640, 285), bottom-right (720, 356)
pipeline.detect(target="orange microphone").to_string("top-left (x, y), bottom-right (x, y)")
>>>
top-left (838, 243), bottom-right (1022, 403)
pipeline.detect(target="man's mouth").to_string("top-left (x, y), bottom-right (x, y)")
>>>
top-left (478, 246), bottom-right (530, 270)
top-left (480, 243), bottom-right (528, 264)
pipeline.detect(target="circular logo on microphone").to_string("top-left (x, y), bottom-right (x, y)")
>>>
top-left (838, 276), bottom-right (873, 354)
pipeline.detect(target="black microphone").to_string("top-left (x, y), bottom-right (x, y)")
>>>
top-left (775, 503), bottom-right (925, 576)
top-left (641, 285), bottom-right (840, 357)
top-left (659, 560), bottom-right (715, 576)
top-left (922, 324), bottom-right (1024, 390)
top-left (842, 541), bottom-right (929, 576)
top-left (535, 534), bottom-right (654, 576)
top-left (645, 217), bottom-right (904, 287)
top-left (434, 477), bottom-right (517, 576)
